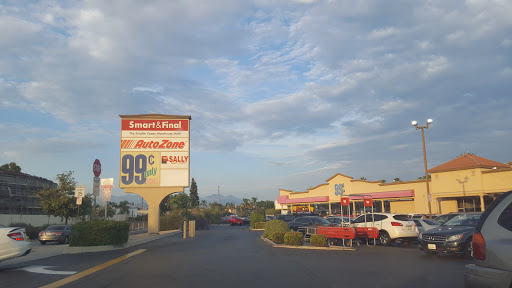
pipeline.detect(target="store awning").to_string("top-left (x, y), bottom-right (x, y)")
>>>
top-left (348, 190), bottom-right (414, 200)
top-left (277, 195), bottom-right (330, 204)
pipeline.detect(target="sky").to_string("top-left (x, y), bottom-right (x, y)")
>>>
top-left (1, 0), bottom-right (511, 203)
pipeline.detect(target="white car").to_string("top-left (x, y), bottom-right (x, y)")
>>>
top-left (351, 213), bottom-right (419, 245)
top-left (413, 219), bottom-right (441, 233)
top-left (0, 225), bottom-right (31, 262)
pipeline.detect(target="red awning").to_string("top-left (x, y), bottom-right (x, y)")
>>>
top-left (277, 195), bottom-right (330, 204)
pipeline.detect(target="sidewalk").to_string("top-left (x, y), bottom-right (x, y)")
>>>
top-left (0, 230), bottom-right (180, 267)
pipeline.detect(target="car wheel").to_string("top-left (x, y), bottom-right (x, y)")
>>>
top-left (40, 240), bottom-right (46, 245)
top-left (379, 231), bottom-right (391, 246)
top-left (464, 240), bottom-right (473, 259)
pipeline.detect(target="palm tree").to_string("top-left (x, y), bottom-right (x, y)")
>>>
top-left (360, 177), bottom-right (367, 180)
top-left (118, 201), bottom-right (130, 215)
top-left (200, 200), bottom-right (207, 208)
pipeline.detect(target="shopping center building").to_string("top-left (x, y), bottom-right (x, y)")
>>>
top-left (276, 153), bottom-right (512, 216)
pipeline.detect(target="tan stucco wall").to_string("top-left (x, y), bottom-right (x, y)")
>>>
top-left (389, 201), bottom-right (415, 214)
top-left (278, 167), bottom-right (512, 215)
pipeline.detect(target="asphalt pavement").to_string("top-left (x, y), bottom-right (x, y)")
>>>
top-left (0, 226), bottom-right (473, 288)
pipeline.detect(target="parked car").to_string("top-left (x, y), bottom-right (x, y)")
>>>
top-left (274, 214), bottom-right (297, 223)
top-left (38, 225), bottom-right (72, 244)
top-left (288, 216), bottom-right (332, 236)
top-left (418, 212), bottom-right (481, 257)
top-left (222, 215), bottom-right (243, 226)
top-left (242, 216), bottom-right (251, 225)
top-left (465, 191), bottom-right (512, 288)
top-left (0, 225), bottom-right (31, 262)
top-left (350, 213), bottom-right (419, 246)
top-left (265, 215), bottom-right (275, 221)
top-left (413, 219), bottom-right (441, 233)
top-left (325, 216), bottom-right (351, 227)
top-left (434, 213), bottom-right (462, 224)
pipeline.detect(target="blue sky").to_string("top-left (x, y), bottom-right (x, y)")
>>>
top-left (1, 0), bottom-right (511, 202)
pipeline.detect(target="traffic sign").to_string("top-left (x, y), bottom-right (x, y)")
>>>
top-left (75, 185), bottom-right (85, 198)
top-left (93, 177), bottom-right (100, 196)
top-left (76, 197), bottom-right (82, 205)
top-left (93, 159), bottom-right (101, 177)
top-left (101, 178), bottom-right (114, 188)
top-left (102, 188), bottom-right (111, 202)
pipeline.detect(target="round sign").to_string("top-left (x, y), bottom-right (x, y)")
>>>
top-left (93, 159), bottom-right (101, 177)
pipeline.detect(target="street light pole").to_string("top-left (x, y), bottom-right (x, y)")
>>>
top-left (412, 119), bottom-right (433, 219)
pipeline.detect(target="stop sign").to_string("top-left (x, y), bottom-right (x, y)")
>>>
top-left (93, 159), bottom-right (101, 177)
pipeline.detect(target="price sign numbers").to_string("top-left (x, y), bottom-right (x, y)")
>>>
top-left (120, 152), bottom-right (159, 187)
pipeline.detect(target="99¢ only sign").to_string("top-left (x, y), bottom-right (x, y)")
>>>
top-left (119, 115), bottom-right (191, 188)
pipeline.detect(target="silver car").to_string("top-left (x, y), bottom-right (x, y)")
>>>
top-left (464, 190), bottom-right (512, 288)
top-left (38, 225), bottom-right (72, 244)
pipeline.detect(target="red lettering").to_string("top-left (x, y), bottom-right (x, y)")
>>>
top-left (134, 140), bottom-right (145, 148)
top-left (159, 140), bottom-right (168, 149)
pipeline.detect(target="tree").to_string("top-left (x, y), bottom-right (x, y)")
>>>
top-left (251, 197), bottom-right (258, 209)
top-left (418, 175), bottom-right (431, 180)
top-left (360, 177), bottom-right (367, 180)
top-left (200, 200), bottom-right (208, 208)
top-left (37, 171), bottom-right (87, 224)
top-left (118, 201), bottom-right (130, 215)
top-left (393, 178), bottom-right (401, 183)
top-left (167, 193), bottom-right (190, 210)
top-left (0, 162), bottom-right (21, 173)
top-left (256, 200), bottom-right (275, 210)
top-left (189, 178), bottom-right (199, 207)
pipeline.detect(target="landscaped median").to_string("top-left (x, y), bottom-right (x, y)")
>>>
top-left (259, 220), bottom-right (356, 251)
top-left (64, 220), bottom-right (181, 254)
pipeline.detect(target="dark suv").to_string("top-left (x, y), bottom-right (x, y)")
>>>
top-left (288, 216), bottom-right (332, 237)
top-left (418, 212), bottom-right (481, 257)
top-left (274, 214), bottom-right (296, 223)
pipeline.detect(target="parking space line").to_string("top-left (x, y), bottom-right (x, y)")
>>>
top-left (39, 249), bottom-right (146, 288)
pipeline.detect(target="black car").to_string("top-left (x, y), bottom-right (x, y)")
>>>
top-left (288, 216), bottom-right (332, 236)
top-left (418, 212), bottom-right (481, 257)
top-left (274, 214), bottom-right (297, 223)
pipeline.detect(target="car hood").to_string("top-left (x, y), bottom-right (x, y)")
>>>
top-left (423, 225), bottom-right (474, 236)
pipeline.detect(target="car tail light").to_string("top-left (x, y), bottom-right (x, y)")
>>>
top-left (391, 222), bottom-right (403, 226)
top-left (473, 232), bottom-right (486, 260)
top-left (7, 232), bottom-right (25, 241)
top-left (54, 232), bottom-right (62, 235)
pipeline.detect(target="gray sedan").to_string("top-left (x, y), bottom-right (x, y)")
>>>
top-left (38, 225), bottom-right (71, 244)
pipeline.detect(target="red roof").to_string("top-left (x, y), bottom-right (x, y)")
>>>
top-left (428, 153), bottom-right (510, 173)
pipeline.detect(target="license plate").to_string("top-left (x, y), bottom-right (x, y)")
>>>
top-left (428, 244), bottom-right (436, 250)
top-left (406, 225), bottom-right (412, 230)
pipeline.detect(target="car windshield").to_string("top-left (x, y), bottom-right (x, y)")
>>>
top-left (442, 214), bottom-right (481, 227)
top-left (393, 215), bottom-right (411, 221)
top-left (423, 219), bottom-right (441, 226)
top-left (47, 225), bottom-right (67, 230)
top-left (311, 217), bottom-right (331, 224)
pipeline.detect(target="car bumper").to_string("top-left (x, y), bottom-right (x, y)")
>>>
top-left (39, 235), bottom-right (64, 242)
top-left (418, 239), bottom-right (465, 254)
top-left (464, 264), bottom-right (512, 288)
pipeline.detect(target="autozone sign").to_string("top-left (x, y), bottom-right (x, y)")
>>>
top-left (119, 115), bottom-right (191, 189)
top-left (121, 139), bottom-right (187, 150)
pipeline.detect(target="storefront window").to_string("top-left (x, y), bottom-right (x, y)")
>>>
top-left (330, 203), bottom-right (341, 215)
top-left (313, 203), bottom-right (329, 216)
top-left (383, 200), bottom-right (391, 213)
top-left (372, 200), bottom-right (382, 213)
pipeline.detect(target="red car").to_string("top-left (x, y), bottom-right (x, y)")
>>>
top-left (223, 216), bottom-right (243, 226)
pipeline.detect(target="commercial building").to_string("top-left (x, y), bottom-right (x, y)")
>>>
top-left (276, 153), bottom-right (512, 216)
top-left (0, 170), bottom-right (57, 215)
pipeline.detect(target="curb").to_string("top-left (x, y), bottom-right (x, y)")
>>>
top-left (261, 237), bottom-right (357, 251)
top-left (63, 230), bottom-right (181, 254)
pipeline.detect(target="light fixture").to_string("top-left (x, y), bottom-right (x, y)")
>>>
top-left (411, 121), bottom-right (418, 126)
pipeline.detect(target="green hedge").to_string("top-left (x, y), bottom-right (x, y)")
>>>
top-left (310, 234), bottom-right (327, 247)
top-left (284, 232), bottom-right (304, 246)
top-left (255, 222), bottom-right (266, 229)
top-left (263, 220), bottom-right (289, 239)
top-left (272, 232), bottom-right (285, 244)
top-left (160, 211), bottom-right (186, 231)
top-left (250, 212), bottom-right (265, 229)
top-left (70, 220), bottom-right (129, 247)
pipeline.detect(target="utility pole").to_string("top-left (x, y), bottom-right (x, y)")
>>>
top-left (218, 186), bottom-right (220, 204)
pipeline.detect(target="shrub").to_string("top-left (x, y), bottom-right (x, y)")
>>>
top-left (250, 212), bottom-right (265, 229)
top-left (272, 232), bottom-right (285, 244)
top-left (255, 222), bottom-right (266, 229)
top-left (70, 220), bottom-right (129, 247)
top-left (310, 234), bottom-right (327, 247)
top-left (160, 211), bottom-right (186, 231)
top-left (263, 219), bottom-right (289, 239)
top-left (284, 232), bottom-right (304, 246)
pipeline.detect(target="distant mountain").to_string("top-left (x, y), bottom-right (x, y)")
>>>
top-left (201, 194), bottom-right (242, 205)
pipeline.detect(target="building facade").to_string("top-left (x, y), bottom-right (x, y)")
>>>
top-left (276, 153), bottom-right (512, 217)
top-left (0, 170), bottom-right (57, 215)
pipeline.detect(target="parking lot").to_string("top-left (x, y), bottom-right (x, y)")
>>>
top-left (0, 225), bottom-right (473, 288)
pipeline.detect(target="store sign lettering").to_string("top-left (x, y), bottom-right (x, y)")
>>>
top-left (335, 183), bottom-right (345, 196)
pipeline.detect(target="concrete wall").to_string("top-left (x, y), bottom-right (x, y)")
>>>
top-left (0, 213), bottom-right (130, 226)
